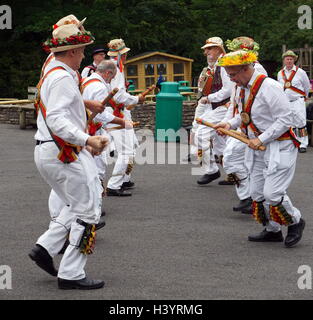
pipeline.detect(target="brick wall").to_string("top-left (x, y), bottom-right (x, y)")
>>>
top-left (0, 101), bottom-right (197, 130)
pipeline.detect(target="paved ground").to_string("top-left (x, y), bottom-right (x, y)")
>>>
top-left (0, 123), bottom-right (313, 300)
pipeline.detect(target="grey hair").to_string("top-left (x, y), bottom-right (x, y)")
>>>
top-left (96, 60), bottom-right (116, 73)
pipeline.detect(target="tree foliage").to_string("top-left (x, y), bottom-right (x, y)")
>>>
top-left (1, 0), bottom-right (313, 97)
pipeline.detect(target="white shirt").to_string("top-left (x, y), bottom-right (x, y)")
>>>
top-left (223, 62), bottom-right (268, 122)
top-left (35, 60), bottom-right (89, 146)
top-left (81, 72), bottom-right (115, 125)
top-left (277, 65), bottom-right (311, 101)
top-left (81, 62), bottom-right (97, 79)
top-left (110, 58), bottom-right (139, 106)
top-left (228, 70), bottom-right (294, 144)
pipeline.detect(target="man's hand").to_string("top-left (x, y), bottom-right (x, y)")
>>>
top-left (248, 138), bottom-right (263, 150)
top-left (84, 100), bottom-right (105, 114)
top-left (86, 135), bottom-right (109, 153)
top-left (138, 94), bottom-right (145, 104)
top-left (213, 122), bottom-right (231, 136)
top-left (124, 120), bottom-right (134, 129)
top-left (200, 97), bottom-right (209, 104)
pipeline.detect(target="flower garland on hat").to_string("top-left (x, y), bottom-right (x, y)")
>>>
top-left (42, 31), bottom-right (95, 53)
top-left (217, 51), bottom-right (258, 67)
top-left (225, 38), bottom-right (260, 53)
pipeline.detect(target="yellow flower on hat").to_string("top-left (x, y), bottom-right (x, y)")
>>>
top-left (217, 50), bottom-right (258, 67)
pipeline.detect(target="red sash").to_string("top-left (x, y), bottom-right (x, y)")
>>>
top-left (281, 67), bottom-right (306, 96)
top-left (80, 78), bottom-right (104, 136)
top-left (108, 99), bottom-right (124, 119)
top-left (35, 66), bottom-right (82, 163)
top-left (240, 74), bottom-right (267, 136)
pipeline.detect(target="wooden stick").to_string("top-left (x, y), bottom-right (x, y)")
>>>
top-left (0, 99), bottom-right (34, 105)
top-left (126, 85), bottom-right (156, 110)
top-left (88, 88), bottom-right (119, 123)
top-left (101, 88), bottom-right (119, 106)
top-left (196, 118), bottom-right (266, 151)
top-left (106, 121), bottom-right (140, 132)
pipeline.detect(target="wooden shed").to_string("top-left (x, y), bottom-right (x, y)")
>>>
top-left (124, 51), bottom-right (193, 90)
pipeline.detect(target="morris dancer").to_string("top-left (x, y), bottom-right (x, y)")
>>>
top-left (221, 37), bottom-right (267, 213)
top-left (39, 14), bottom-right (106, 229)
top-left (105, 39), bottom-right (145, 196)
top-left (81, 47), bottom-right (106, 78)
top-left (29, 20), bottom-right (109, 289)
top-left (192, 37), bottom-right (233, 185)
top-left (215, 50), bottom-right (305, 248)
top-left (277, 50), bottom-right (311, 153)
top-left (81, 60), bottom-right (134, 186)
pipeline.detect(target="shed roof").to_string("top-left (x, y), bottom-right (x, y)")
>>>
top-left (125, 51), bottom-right (194, 64)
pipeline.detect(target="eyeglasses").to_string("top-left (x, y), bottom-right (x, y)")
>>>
top-left (227, 68), bottom-right (244, 79)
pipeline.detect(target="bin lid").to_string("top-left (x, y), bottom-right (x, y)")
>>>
top-left (160, 82), bottom-right (179, 93)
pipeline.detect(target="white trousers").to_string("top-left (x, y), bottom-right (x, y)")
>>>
top-left (223, 137), bottom-right (250, 200)
top-left (107, 128), bottom-right (136, 189)
top-left (248, 140), bottom-right (301, 232)
top-left (194, 105), bottom-right (228, 174)
top-left (34, 143), bottom-right (102, 280)
top-left (291, 98), bottom-right (308, 148)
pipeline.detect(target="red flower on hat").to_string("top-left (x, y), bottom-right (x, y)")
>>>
top-left (53, 24), bottom-right (58, 30)
top-left (51, 38), bottom-right (59, 46)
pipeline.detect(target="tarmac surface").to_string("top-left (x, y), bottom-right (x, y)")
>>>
top-left (0, 123), bottom-right (313, 300)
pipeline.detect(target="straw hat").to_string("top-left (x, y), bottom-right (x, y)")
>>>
top-left (201, 37), bottom-right (226, 54)
top-left (282, 50), bottom-right (298, 60)
top-left (225, 36), bottom-right (260, 52)
top-left (217, 50), bottom-right (258, 67)
top-left (107, 39), bottom-right (130, 56)
top-left (42, 23), bottom-right (94, 53)
top-left (53, 14), bottom-right (86, 30)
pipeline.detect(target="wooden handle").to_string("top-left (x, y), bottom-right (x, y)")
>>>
top-left (0, 99), bottom-right (34, 105)
top-left (88, 88), bottom-right (119, 123)
top-left (195, 118), bottom-right (266, 151)
top-left (101, 88), bottom-right (119, 106)
top-left (141, 85), bottom-right (156, 97)
top-left (106, 121), bottom-right (140, 132)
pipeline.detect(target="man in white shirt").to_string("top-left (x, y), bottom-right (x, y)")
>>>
top-left (81, 48), bottom-right (106, 78)
top-left (81, 60), bottom-right (134, 185)
top-left (221, 37), bottom-right (267, 213)
top-left (193, 37), bottom-right (233, 185)
top-left (105, 39), bottom-right (145, 196)
top-left (277, 50), bottom-right (311, 153)
top-left (215, 50), bottom-right (305, 248)
top-left (29, 21), bottom-right (109, 289)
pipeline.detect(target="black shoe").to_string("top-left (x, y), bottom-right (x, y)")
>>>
top-left (58, 277), bottom-right (104, 290)
top-left (284, 218), bottom-right (305, 248)
top-left (106, 188), bottom-right (132, 197)
top-left (248, 229), bottom-right (284, 242)
top-left (95, 216), bottom-right (106, 231)
top-left (58, 239), bottom-right (69, 255)
top-left (241, 205), bottom-right (252, 214)
top-left (197, 171), bottom-right (221, 185)
top-left (29, 244), bottom-right (58, 276)
top-left (109, 150), bottom-right (115, 157)
top-left (233, 197), bottom-right (252, 211)
top-left (121, 181), bottom-right (135, 190)
top-left (299, 148), bottom-right (307, 153)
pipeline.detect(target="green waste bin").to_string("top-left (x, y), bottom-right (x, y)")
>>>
top-left (178, 80), bottom-right (192, 100)
top-left (127, 80), bottom-right (136, 94)
top-left (155, 82), bottom-right (183, 142)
